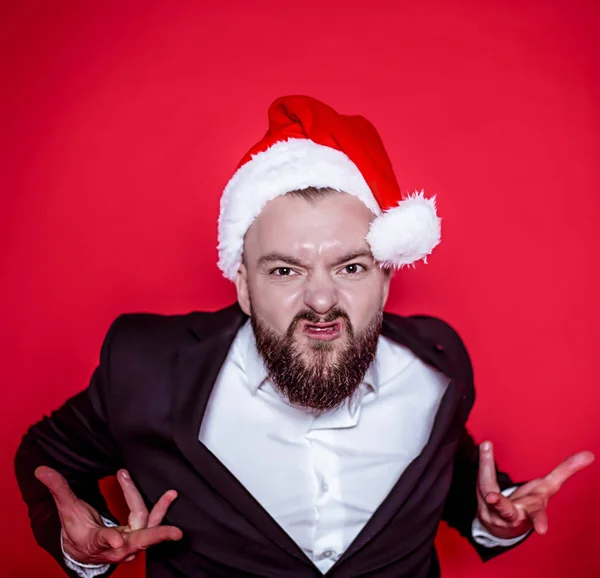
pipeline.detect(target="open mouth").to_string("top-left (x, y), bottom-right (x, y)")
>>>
top-left (301, 320), bottom-right (342, 341)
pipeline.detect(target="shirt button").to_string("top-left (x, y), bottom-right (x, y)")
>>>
top-left (322, 480), bottom-right (329, 493)
top-left (322, 549), bottom-right (335, 559)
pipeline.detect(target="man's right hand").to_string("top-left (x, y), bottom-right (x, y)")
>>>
top-left (35, 466), bottom-right (183, 566)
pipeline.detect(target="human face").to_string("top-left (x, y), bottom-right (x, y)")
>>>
top-left (236, 191), bottom-right (391, 363)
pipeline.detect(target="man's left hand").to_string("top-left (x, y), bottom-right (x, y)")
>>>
top-left (476, 441), bottom-right (594, 540)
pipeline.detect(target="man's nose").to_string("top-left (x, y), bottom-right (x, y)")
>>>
top-left (303, 273), bottom-right (339, 314)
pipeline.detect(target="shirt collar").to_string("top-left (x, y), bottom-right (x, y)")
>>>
top-left (236, 321), bottom-right (268, 394)
top-left (238, 320), bottom-right (385, 395)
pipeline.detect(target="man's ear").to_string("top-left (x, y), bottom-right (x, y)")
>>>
top-left (236, 262), bottom-right (251, 316)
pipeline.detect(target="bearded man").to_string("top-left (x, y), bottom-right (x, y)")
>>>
top-left (15, 96), bottom-right (593, 578)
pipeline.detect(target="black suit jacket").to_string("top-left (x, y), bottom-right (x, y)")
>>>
top-left (15, 304), bottom-right (520, 577)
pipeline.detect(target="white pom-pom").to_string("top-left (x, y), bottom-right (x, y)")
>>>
top-left (366, 191), bottom-right (441, 268)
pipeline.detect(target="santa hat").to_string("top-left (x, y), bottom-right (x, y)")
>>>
top-left (217, 95), bottom-right (441, 280)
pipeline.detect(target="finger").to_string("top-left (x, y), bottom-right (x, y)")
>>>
top-left (544, 451), bottom-right (595, 494)
top-left (148, 490), bottom-right (178, 527)
top-left (501, 479), bottom-right (541, 502)
top-left (527, 505), bottom-right (549, 535)
top-left (119, 525), bottom-right (183, 556)
top-left (117, 470), bottom-right (149, 530)
top-left (485, 491), bottom-right (520, 523)
top-left (34, 466), bottom-right (78, 512)
top-left (94, 527), bottom-right (125, 551)
top-left (478, 441), bottom-right (500, 496)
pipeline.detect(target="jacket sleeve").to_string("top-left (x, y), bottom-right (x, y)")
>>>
top-left (14, 317), bottom-right (125, 577)
top-left (442, 427), bottom-right (527, 561)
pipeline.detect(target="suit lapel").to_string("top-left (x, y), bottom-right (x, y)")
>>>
top-left (172, 304), bottom-right (314, 568)
top-left (330, 314), bottom-right (469, 569)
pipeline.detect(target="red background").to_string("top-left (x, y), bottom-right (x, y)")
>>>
top-left (1, 1), bottom-right (599, 577)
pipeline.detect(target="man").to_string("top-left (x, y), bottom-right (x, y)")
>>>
top-left (16, 95), bottom-right (593, 577)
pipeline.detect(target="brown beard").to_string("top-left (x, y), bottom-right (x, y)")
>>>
top-left (251, 305), bottom-right (382, 411)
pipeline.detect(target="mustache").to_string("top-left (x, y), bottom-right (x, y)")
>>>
top-left (287, 307), bottom-right (352, 336)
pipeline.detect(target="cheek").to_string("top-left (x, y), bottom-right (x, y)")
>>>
top-left (249, 277), bottom-right (305, 333)
top-left (338, 277), bottom-right (386, 331)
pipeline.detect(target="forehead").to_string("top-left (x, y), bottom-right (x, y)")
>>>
top-left (244, 192), bottom-right (375, 259)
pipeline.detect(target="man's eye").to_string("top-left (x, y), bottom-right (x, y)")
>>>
top-left (343, 263), bottom-right (366, 274)
top-left (271, 267), bottom-right (295, 277)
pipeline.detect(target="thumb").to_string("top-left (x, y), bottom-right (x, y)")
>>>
top-left (478, 441), bottom-right (501, 496)
top-left (94, 527), bottom-right (124, 551)
top-left (35, 466), bottom-right (78, 512)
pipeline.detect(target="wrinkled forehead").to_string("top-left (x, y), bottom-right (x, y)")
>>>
top-left (243, 191), bottom-right (376, 263)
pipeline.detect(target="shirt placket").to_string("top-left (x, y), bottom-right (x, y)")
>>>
top-left (304, 395), bottom-right (363, 571)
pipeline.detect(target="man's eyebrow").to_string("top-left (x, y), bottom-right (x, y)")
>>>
top-left (331, 250), bottom-right (374, 267)
top-left (257, 253), bottom-right (306, 268)
top-left (257, 249), bottom-right (374, 269)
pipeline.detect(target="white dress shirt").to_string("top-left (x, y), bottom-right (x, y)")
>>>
top-left (65, 320), bottom-right (525, 576)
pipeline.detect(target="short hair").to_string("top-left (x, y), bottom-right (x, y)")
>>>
top-left (286, 186), bottom-right (344, 202)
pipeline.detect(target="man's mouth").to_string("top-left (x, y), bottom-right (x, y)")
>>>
top-left (301, 320), bottom-right (342, 341)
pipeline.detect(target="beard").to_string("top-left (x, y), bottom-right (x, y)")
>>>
top-left (251, 305), bottom-right (382, 411)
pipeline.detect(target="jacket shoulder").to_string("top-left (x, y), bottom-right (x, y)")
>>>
top-left (110, 305), bottom-right (240, 341)
top-left (101, 304), bottom-right (246, 372)
top-left (96, 311), bottom-right (214, 420)
top-left (406, 314), bottom-right (466, 347)
top-left (108, 310), bottom-right (203, 345)
top-left (384, 312), bottom-right (474, 382)
top-left (107, 303), bottom-right (245, 346)
top-left (98, 312), bottom-right (203, 385)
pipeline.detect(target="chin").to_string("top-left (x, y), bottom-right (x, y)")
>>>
top-left (296, 338), bottom-right (344, 363)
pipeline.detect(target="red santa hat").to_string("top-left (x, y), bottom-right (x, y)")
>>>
top-left (217, 95), bottom-right (441, 280)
